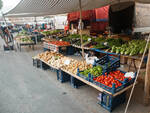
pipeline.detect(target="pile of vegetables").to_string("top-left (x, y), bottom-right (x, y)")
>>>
top-left (108, 70), bottom-right (132, 82)
top-left (80, 66), bottom-right (103, 77)
top-left (94, 75), bottom-right (122, 88)
top-left (37, 51), bottom-right (63, 62)
top-left (49, 41), bottom-right (70, 46)
top-left (93, 70), bottom-right (132, 88)
top-left (20, 37), bottom-right (33, 43)
top-left (111, 40), bottom-right (149, 56)
top-left (61, 60), bottom-right (92, 74)
top-left (17, 30), bottom-right (28, 36)
top-left (42, 30), bottom-right (61, 35)
top-left (92, 38), bottom-right (124, 49)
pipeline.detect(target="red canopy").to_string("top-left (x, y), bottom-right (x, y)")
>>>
top-left (67, 6), bottom-right (109, 22)
top-left (67, 10), bottom-right (95, 22)
top-left (95, 6), bottom-right (109, 21)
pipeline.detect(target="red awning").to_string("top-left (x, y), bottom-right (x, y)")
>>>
top-left (95, 6), bottom-right (109, 21)
top-left (67, 10), bottom-right (95, 22)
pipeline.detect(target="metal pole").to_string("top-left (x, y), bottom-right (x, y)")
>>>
top-left (79, 0), bottom-right (84, 58)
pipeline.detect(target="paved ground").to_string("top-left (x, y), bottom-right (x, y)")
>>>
top-left (0, 38), bottom-right (150, 113)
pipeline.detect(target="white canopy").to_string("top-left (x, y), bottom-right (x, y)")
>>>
top-left (5, 0), bottom-right (150, 17)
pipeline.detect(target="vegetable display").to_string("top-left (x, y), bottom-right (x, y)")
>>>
top-left (49, 41), bottom-right (70, 46)
top-left (94, 75), bottom-right (122, 88)
top-left (108, 70), bottom-right (132, 81)
top-left (42, 30), bottom-right (61, 35)
top-left (61, 60), bottom-right (92, 74)
top-left (80, 66), bottom-right (103, 77)
top-left (36, 51), bottom-right (92, 71)
top-left (16, 36), bottom-right (34, 43)
top-left (37, 51), bottom-right (63, 63)
top-left (111, 40), bottom-right (149, 56)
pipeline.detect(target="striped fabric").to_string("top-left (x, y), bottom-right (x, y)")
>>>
top-left (5, 0), bottom-right (150, 17)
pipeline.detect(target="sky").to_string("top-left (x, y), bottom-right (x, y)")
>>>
top-left (1, 0), bottom-right (21, 13)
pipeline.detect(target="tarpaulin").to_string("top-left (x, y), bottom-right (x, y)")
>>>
top-left (95, 6), bottom-right (109, 22)
top-left (91, 22), bottom-right (108, 32)
top-left (67, 10), bottom-right (95, 22)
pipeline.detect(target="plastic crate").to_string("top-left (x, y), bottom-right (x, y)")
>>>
top-left (77, 70), bottom-right (94, 82)
top-left (108, 69), bottom-right (137, 87)
top-left (70, 76), bottom-right (86, 88)
top-left (89, 69), bottom-right (136, 94)
top-left (43, 48), bottom-right (50, 52)
top-left (77, 68), bottom-right (105, 82)
top-left (93, 79), bottom-right (124, 94)
top-left (39, 61), bottom-right (50, 70)
top-left (95, 54), bottom-right (120, 73)
top-left (33, 59), bottom-right (40, 68)
top-left (3, 45), bottom-right (14, 51)
top-left (66, 46), bottom-right (75, 55)
top-left (43, 42), bottom-right (49, 49)
top-left (49, 66), bottom-right (58, 72)
top-left (98, 92), bottom-right (126, 112)
top-left (56, 69), bottom-right (70, 83)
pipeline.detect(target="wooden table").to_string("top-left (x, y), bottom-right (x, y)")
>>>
top-left (17, 41), bottom-right (35, 52)
top-left (33, 57), bottom-right (135, 97)
top-left (60, 68), bottom-right (134, 97)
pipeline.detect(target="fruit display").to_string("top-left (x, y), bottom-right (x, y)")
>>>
top-left (80, 66), bottom-right (103, 77)
top-left (111, 40), bottom-right (149, 56)
top-left (49, 41), bottom-right (70, 46)
top-left (61, 60), bottom-right (92, 74)
top-left (93, 75), bottom-right (122, 88)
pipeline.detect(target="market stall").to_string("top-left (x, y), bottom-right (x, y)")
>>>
top-left (5, 0), bottom-right (150, 112)
top-left (15, 35), bottom-right (35, 51)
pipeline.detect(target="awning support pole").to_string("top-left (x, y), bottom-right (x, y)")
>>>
top-left (79, 0), bottom-right (84, 58)
top-left (144, 47), bottom-right (150, 105)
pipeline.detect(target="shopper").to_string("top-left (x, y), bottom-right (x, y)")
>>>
top-left (3, 27), bottom-right (12, 43)
top-left (0, 26), bottom-right (4, 39)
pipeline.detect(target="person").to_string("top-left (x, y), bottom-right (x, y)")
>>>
top-left (0, 26), bottom-right (4, 39)
top-left (3, 27), bottom-right (12, 43)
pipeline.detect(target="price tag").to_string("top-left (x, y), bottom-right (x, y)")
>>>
top-left (64, 59), bottom-right (70, 65)
top-left (88, 38), bottom-right (91, 41)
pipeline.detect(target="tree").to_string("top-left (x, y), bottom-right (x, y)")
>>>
top-left (0, 0), bottom-right (3, 10)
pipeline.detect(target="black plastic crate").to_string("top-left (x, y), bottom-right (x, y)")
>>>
top-left (70, 76), bottom-right (86, 88)
top-left (3, 45), bottom-right (14, 51)
top-left (58, 46), bottom-right (75, 55)
top-left (56, 69), bottom-right (70, 83)
top-left (98, 92), bottom-right (126, 112)
top-left (95, 54), bottom-right (120, 73)
top-left (66, 46), bottom-right (75, 55)
top-left (33, 59), bottom-right (40, 68)
top-left (40, 61), bottom-right (50, 70)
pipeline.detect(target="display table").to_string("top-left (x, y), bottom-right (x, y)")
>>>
top-left (17, 41), bottom-right (35, 51)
